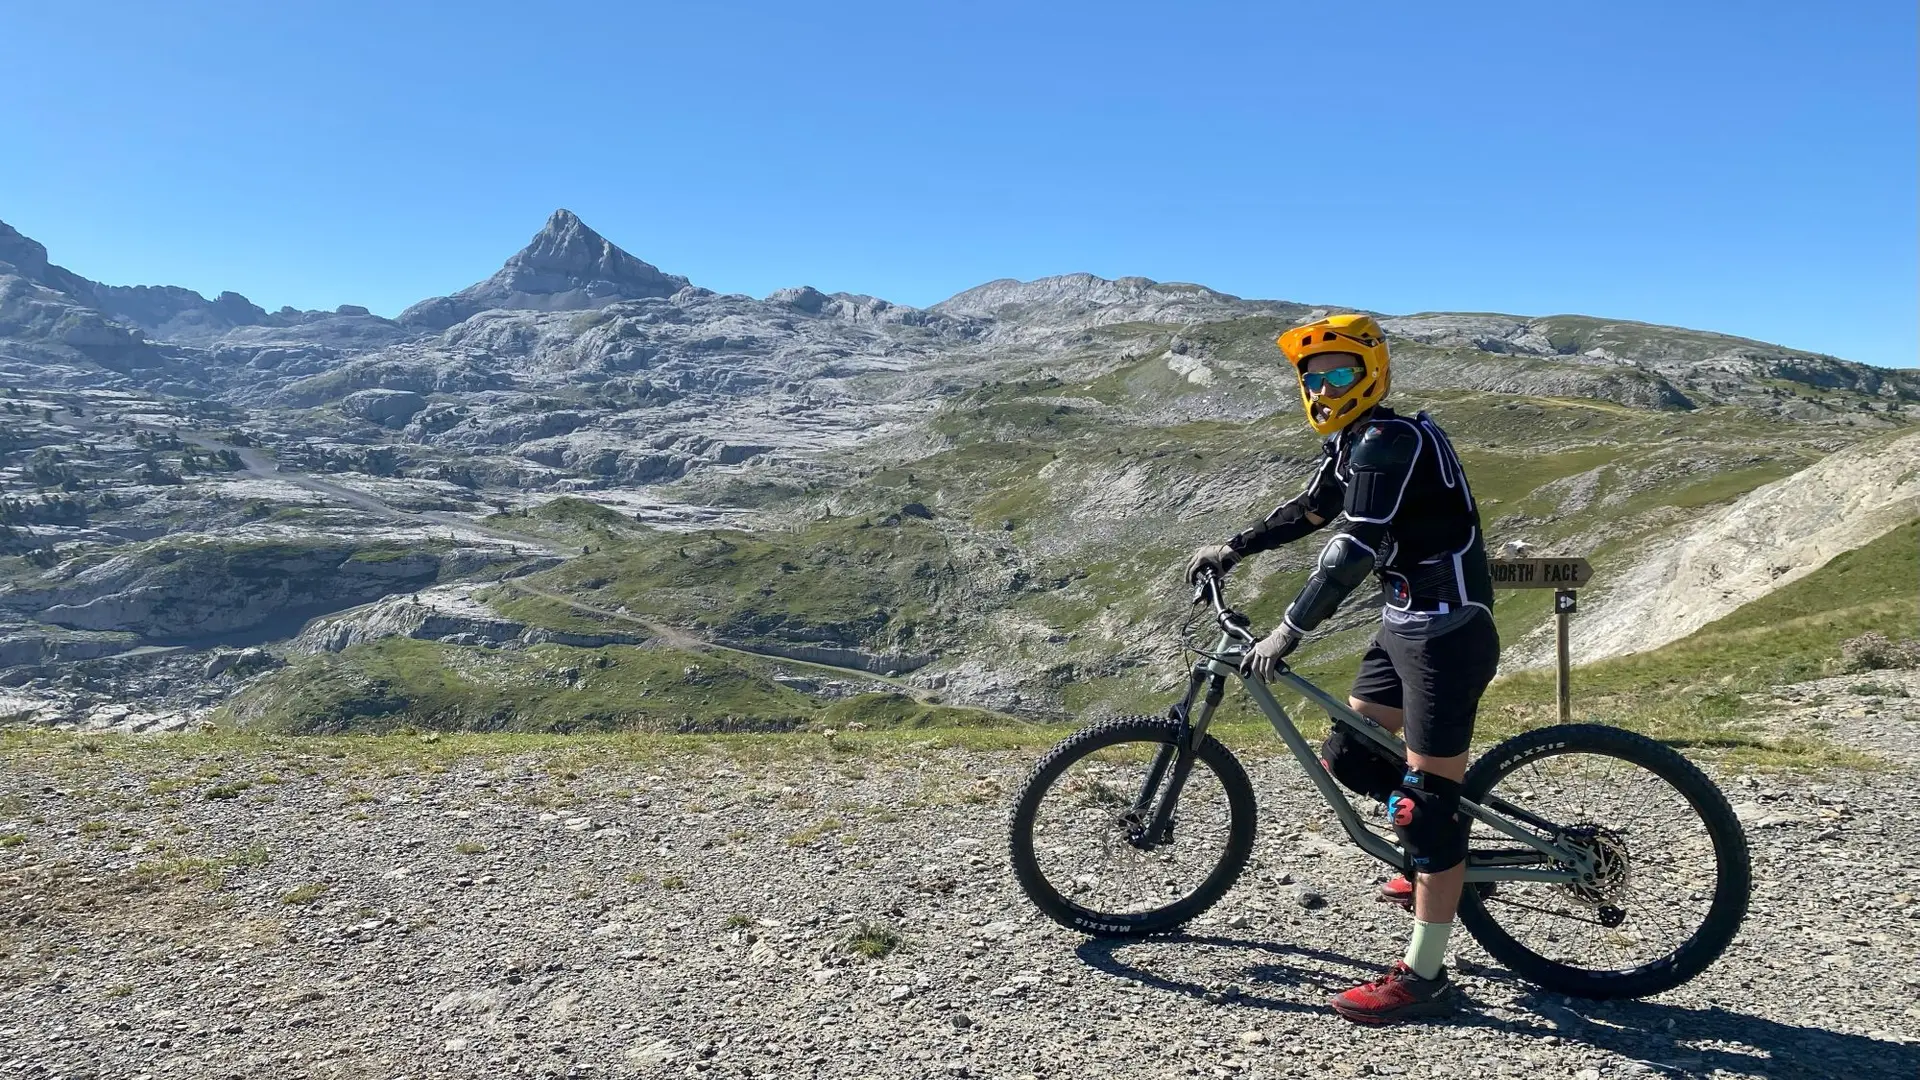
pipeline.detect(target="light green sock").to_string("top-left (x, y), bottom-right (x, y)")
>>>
top-left (1403, 918), bottom-right (1452, 979)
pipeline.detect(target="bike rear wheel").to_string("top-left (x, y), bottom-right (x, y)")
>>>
top-left (1459, 723), bottom-right (1751, 999)
top-left (1008, 715), bottom-right (1256, 937)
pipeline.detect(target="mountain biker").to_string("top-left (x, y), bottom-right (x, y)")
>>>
top-left (1184, 313), bottom-right (1499, 1024)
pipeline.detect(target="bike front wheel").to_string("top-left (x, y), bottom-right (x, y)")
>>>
top-left (1459, 723), bottom-right (1751, 999)
top-left (1008, 715), bottom-right (1257, 937)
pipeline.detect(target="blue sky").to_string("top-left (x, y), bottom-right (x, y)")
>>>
top-left (3, 1), bottom-right (1914, 367)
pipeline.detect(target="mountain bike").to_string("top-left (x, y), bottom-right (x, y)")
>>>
top-left (1007, 572), bottom-right (1751, 998)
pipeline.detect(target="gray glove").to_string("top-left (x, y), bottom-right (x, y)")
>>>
top-left (1241, 623), bottom-right (1301, 681)
top-left (1184, 543), bottom-right (1240, 584)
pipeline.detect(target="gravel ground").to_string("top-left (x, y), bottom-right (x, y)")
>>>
top-left (2, 672), bottom-right (1917, 1080)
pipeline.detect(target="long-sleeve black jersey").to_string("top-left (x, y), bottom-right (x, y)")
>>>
top-left (1227, 405), bottom-right (1494, 634)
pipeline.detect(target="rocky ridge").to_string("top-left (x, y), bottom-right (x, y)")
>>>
top-left (0, 219), bottom-right (406, 354)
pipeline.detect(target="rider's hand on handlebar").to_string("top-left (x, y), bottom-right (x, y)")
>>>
top-left (1185, 543), bottom-right (1239, 584)
top-left (1241, 623), bottom-right (1301, 681)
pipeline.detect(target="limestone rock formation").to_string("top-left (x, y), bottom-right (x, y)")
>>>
top-left (1551, 430), bottom-right (1920, 665)
top-left (0, 539), bottom-right (514, 642)
top-left (340, 388), bottom-right (429, 427)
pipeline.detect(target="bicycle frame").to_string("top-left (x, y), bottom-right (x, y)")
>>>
top-left (1163, 617), bottom-right (1595, 887)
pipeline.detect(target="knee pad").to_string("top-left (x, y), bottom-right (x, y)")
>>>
top-left (1387, 769), bottom-right (1468, 874)
top-left (1319, 727), bottom-right (1401, 803)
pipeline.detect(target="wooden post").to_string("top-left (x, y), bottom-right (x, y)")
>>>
top-left (1554, 589), bottom-right (1577, 722)
top-left (1555, 609), bottom-right (1571, 721)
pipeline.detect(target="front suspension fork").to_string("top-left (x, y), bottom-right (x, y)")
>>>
top-left (1131, 668), bottom-right (1226, 847)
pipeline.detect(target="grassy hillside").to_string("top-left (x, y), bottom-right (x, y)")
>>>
top-left (219, 638), bottom-right (1008, 735)
top-left (228, 316), bottom-right (1908, 739)
top-left (223, 518), bottom-right (1912, 765)
top-left (219, 639), bottom-right (814, 734)
top-left (488, 513), bottom-right (958, 653)
top-left (213, 376), bottom-right (1913, 754)
top-left (487, 357), bottom-right (1909, 726)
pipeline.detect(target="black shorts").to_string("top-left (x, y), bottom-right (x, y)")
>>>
top-left (1349, 609), bottom-right (1500, 758)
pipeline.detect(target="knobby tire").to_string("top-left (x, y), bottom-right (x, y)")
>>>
top-left (1007, 715), bottom-right (1257, 937)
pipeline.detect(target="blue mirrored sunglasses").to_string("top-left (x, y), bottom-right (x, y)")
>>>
top-left (1300, 366), bottom-right (1362, 393)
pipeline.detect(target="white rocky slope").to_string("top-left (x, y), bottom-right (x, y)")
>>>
top-left (1539, 430), bottom-right (1920, 666)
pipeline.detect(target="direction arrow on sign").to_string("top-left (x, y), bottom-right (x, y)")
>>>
top-left (1489, 558), bottom-right (1593, 589)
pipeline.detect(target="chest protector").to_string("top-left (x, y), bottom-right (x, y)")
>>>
top-left (1334, 407), bottom-right (1493, 615)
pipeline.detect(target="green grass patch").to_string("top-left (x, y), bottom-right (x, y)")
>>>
top-left (496, 515), bottom-right (954, 653)
top-left (130, 841), bottom-right (271, 890)
top-left (818, 693), bottom-right (1006, 730)
top-left (345, 545), bottom-right (420, 564)
top-left (482, 588), bottom-right (628, 636)
top-left (281, 882), bottom-right (329, 905)
top-left (841, 920), bottom-right (905, 960)
top-left (1850, 680), bottom-right (1907, 697)
top-left (531, 496), bottom-right (634, 528)
top-left (216, 638), bottom-right (819, 734)
top-left (786, 816), bottom-right (844, 847)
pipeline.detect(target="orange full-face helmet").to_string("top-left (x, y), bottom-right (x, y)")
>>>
top-left (1277, 313), bottom-right (1391, 436)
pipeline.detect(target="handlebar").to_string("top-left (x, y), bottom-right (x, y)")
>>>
top-left (1191, 570), bottom-right (1257, 644)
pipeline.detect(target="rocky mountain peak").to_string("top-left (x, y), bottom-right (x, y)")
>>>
top-left (0, 219), bottom-right (52, 279)
top-left (398, 210), bottom-right (690, 331)
top-left (505, 209), bottom-right (671, 286)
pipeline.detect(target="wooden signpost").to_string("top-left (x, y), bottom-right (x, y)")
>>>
top-left (1489, 557), bottom-right (1594, 722)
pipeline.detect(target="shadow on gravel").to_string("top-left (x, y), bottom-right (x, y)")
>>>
top-left (1076, 936), bottom-right (1917, 1080)
top-left (1073, 933), bottom-right (1378, 1014)
top-left (1503, 989), bottom-right (1920, 1080)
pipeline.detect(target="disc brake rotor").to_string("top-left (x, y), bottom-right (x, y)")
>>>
top-left (1559, 823), bottom-right (1632, 906)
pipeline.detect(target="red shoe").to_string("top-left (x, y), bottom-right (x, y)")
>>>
top-left (1377, 874), bottom-right (1414, 910)
top-left (1329, 961), bottom-right (1461, 1025)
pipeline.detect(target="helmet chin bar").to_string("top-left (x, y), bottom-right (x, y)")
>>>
top-left (1309, 396), bottom-right (1359, 426)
